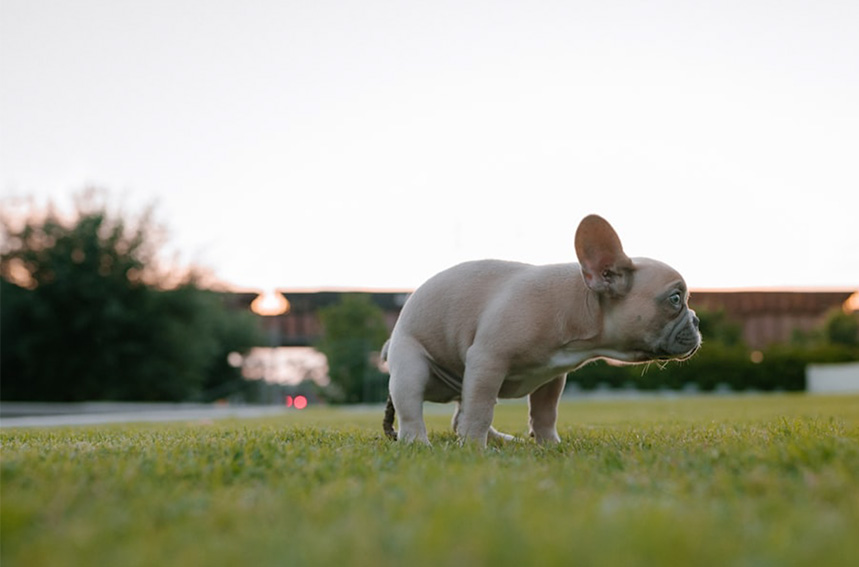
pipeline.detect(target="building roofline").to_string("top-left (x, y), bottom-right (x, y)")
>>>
top-left (692, 287), bottom-right (857, 294)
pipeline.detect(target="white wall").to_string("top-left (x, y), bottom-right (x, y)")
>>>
top-left (807, 362), bottom-right (859, 394)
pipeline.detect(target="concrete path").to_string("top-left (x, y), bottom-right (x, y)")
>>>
top-left (0, 402), bottom-right (292, 428)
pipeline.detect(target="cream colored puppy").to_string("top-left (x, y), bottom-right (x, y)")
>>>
top-left (382, 214), bottom-right (701, 447)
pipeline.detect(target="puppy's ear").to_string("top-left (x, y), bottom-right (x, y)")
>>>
top-left (574, 214), bottom-right (634, 297)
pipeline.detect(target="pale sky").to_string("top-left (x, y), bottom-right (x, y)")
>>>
top-left (2, 0), bottom-right (857, 293)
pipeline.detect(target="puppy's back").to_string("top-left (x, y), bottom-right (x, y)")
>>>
top-left (393, 260), bottom-right (531, 365)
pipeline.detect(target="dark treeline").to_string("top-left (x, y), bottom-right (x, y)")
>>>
top-left (1, 192), bottom-right (262, 402)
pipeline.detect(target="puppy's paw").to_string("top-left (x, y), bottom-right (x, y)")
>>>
top-left (529, 429), bottom-right (561, 445)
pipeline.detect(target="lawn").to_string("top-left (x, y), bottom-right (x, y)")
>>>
top-left (2, 394), bottom-right (858, 567)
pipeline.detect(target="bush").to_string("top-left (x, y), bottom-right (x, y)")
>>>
top-left (566, 340), bottom-right (859, 393)
top-left (567, 304), bottom-right (859, 394)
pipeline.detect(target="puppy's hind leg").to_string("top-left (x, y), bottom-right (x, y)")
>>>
top-left (528, 375), bottom-right (565, 444)
top-left (388, 344), bottom-right (431, 445)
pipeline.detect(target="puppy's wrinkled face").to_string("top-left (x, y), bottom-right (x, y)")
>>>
top-left (603, 258), bottom-right (701, 363)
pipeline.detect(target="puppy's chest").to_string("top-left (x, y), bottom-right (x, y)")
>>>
top-left (499, 350), bottom-right (597, 398)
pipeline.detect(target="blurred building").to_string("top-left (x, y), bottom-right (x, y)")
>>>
top-left (225, 288), bottom-right (858, 350)
top-left (690, 289), bottom-right (857, 349)
top-left (225, 290), bottom-right (410, 347)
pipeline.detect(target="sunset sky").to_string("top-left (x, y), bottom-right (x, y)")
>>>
top-left (2, 1), bottom-right (857, 293)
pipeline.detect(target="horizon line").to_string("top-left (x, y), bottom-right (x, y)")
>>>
top-left (226, 285), bottom-right (858, 295)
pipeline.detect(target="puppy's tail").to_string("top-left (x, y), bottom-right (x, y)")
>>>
top-left (380, 339), bottom-right (397, 441)
top-left (383, 394), bottom-right (397, 441)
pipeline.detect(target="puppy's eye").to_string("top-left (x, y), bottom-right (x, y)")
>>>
top-left (668, 292), bottom-right (682, 307)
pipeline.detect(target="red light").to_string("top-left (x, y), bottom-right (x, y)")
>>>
top-left (294, 395), bottom-right (308, 410)
top-left (285, 395), bottom-right (294, 408)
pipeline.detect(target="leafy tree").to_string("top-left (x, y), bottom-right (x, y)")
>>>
top-left (696, 309), bottom-right (743, 347)
top-left (0, 191), bottom-right (262, 402)
top-left (316, 294), bottom-right (389, 404)
top-left (824, 309), bottom-right (859, 346)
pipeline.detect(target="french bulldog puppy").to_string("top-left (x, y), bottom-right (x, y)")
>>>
top-left (382, 214), bottom-right (701, 447)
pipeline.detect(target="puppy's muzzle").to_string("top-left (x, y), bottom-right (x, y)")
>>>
top-left (659, 311), bottom-right (702, 359)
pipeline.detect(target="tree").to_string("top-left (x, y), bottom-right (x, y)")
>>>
top-left (696, 309), bottom-right (744, 347)
top-left (0, 191), bottom-right (262, 402)
top-left (824, 309), bottom-right (859, 347)
top-left (316, 294), bottom-right (389, 404)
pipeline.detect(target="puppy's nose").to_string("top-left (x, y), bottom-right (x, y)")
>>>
top-left (691, 312), bottom-right (700, 328)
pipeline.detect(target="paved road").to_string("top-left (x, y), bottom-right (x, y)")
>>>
top-left (0, 403), bottom-right (293, 428)
top-left (3, 389), bottom-right (816, 429)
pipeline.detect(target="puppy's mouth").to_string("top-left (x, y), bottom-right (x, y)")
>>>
top-left (614, 316), bottom-right (702, 364)
top-left (654, 343), bottom-right (700, 362)
top-left (615, 344), bottom-right (699, 365)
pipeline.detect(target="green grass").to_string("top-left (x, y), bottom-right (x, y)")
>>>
top-left (2, 395), bottom-right (859, 567)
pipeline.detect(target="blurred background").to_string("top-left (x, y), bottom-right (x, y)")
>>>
top-left (2, 1), bottom-right (857, 406)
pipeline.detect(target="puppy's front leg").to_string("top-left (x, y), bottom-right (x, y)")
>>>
top-left (528, 375), bottom-right (565, 444)
top-left (457, 349), bottom-right (507, 448)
